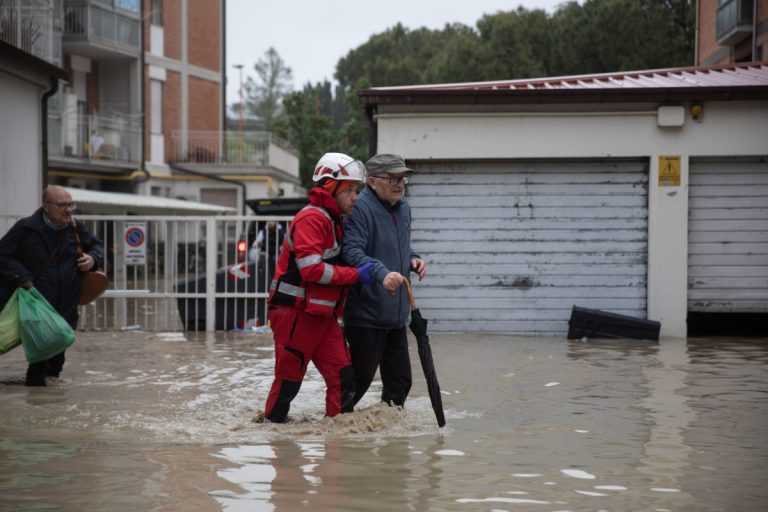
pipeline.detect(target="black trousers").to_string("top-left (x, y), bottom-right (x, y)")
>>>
top-left (26, 351), bottom-right (66, 385)
top-left (345, 325), bottom-right (412, 407)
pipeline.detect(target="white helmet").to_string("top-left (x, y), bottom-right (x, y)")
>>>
top-left (313, 152), bottom-right (366, 183)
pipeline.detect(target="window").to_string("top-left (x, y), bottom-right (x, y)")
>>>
top-left (151, 0), bottom-right (163, 26)
top-left (151, 79), bottom-right (163, 134)
top-left (115, 0), bottom-right (140, 13)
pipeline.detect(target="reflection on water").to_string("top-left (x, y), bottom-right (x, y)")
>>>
top-left (1, 331), bottom-right (767, 511)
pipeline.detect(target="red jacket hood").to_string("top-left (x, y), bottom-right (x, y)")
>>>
top-left (309, 187), bottom-right (342, 221)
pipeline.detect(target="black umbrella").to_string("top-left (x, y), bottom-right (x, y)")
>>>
top-left (404, 280), bottom-right (446, 427)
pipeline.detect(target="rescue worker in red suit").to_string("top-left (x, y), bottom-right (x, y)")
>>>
top-left (262, 153), bottom-right (376, 423)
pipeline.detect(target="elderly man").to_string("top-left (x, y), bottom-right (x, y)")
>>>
top-left (342, 153), bottom-right (427, 407)
top-left (0, 185), bottom-right (104, 386)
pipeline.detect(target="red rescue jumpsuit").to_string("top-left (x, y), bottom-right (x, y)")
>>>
top-left (263, 188), bottom-right (360, 422)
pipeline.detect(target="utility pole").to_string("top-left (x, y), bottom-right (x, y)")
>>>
top-left (234, 64), bottom-right (244, 164)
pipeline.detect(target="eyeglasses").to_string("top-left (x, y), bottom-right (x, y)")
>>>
top-left (371, 174), bottom-right (410, 185)
top-left (46, 201), bottom-right (76, 210)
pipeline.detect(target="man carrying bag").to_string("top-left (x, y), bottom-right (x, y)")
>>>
top-left (0, 185), bottom-right (104, 386)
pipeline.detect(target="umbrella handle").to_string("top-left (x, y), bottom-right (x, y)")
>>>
top-left (404, 279), bottom-right (417, 310)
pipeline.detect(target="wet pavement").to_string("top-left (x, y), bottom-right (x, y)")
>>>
top-left (1, 330), bottom-right (767, 511)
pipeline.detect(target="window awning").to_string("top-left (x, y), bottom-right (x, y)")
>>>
top-left (65, 187), bottom-right (236, 215)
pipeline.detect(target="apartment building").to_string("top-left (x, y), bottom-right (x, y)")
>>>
top-left (697, 0), bottom-right (767, 64)
top-left (1, 0), bottom-right (300, 217)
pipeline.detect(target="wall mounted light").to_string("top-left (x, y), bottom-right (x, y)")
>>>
top-left (690, 103), bottom-right (704, 122)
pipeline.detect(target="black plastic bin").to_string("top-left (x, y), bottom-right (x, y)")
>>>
top-left (176, 257), bottom-right (269, 331)
top-left (567, 305), bottom-right (661, 341)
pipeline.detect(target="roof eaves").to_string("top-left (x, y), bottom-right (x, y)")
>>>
top-left (359, 85), bottom-right (768, 106)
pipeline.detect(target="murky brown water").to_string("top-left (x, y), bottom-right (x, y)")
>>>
top-left (1, 331), bottom-right (767, 511)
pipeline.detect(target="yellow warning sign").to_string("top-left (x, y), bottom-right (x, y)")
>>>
top-left (659, 155), bottom-right (681, 186)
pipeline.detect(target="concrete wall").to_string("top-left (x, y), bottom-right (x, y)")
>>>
top-left (374, 101), bottom-right (768, 338)
top-left (0, 72), bottom-right (44, 220)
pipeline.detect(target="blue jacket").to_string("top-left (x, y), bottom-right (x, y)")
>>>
top-left (0, 209), bottom-right (104, 328)
top-left (342, 187), bottom-right (420, 329)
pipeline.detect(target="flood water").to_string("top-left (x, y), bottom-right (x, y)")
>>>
top-left (1, 330), bottom-right (767, 511)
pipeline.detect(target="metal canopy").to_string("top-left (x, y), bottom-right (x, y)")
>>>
top-left (65, 187), bottom-right (236, 215)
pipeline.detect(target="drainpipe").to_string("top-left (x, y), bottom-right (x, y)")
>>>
top-left (694, 0), bottom-right (699, 65)
top-left (753, 0), bottom-right (759, 61)
top-left (138, 0), bottom-right (150, 185)
top-left (365, 104), bottom-right (378, 157)
top-left (41, 76), bottom-right (59, 189)
top-left (221, 0), bottom-right (227, 134)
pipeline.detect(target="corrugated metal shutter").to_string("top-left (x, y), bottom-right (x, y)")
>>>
top-left (407, 161), bottom-right (648, 334)
top-left (688, 159), bottom-right (768, 313)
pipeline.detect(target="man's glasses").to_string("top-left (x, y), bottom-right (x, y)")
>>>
top-left (46, 201), bottom-right (76, 210)
top-left (371, 174), bottom-right (410, 185)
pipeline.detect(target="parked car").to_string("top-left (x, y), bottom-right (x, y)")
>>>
top-left (175, 197), bottom-right (308, 331)
top-left (236, 197), bottom-right (307, 262)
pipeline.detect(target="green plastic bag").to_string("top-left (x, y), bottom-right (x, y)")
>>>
top-left (0, 289), bottom-right (21, 355)
top-left (18, 287), bottom-right (76, 364)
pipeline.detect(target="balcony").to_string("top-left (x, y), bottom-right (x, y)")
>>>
top-left (716, 0), bottom-right (754, 46)
top-left (48, 110), bottom-right (141, 167)
top-left (170, 131), bottom-right (299, 178)
top-left (63, 1), bottom-right (140, 58)
top-left (0, 1), bottom-right (55, 63)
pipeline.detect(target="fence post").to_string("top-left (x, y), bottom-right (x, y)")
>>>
top-left (205, 218), bottom-right (217, 331)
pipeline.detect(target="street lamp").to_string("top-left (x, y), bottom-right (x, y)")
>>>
top-left (234, 64), bottom-right (244, 164)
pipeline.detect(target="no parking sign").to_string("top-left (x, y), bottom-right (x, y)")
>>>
top-left (124, 222), bottom-right (146, 265)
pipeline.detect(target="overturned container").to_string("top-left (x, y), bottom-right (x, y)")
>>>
top-left (567, 305), bottom-right (661, 341)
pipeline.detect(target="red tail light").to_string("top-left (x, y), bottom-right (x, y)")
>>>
top-left (237, 240), bottom-right (248, 254)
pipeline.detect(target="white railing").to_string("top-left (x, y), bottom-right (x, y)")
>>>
top-left (48, 111), bottom-right (141, 163)
top-left (0, 2), bottom-right (54, 62)
top-left (63, 2), bottom-right (139, 53)
top-left (67, 214), bottom-right (292, 332)
top-left (171, 130), bottom-right (298, 170)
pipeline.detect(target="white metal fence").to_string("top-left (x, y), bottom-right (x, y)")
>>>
top-left (1, 214), bottom-right (293, 332)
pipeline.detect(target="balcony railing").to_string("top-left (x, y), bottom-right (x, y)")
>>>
top-left (716, 0), bottom-right (754, 45)
top-left (48, 111), bottom-right (141, 164)
top-left (0, 2), bottom-right (54, 63)
top-left (171, 131), bottom-right (298, 172)
top-left (63, 2), bottom-right (139, 53)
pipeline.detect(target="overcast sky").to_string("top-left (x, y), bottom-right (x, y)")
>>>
top-left (225, 0), bottom-right (568, 105)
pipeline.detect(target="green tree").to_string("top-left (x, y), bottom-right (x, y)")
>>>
top-left (281, 0), bottom-right (696, 169)
top-left (476, 7), bottom-right (553, 79)
top-left (243, 47), bottom-right (293, 131)
top-left (550, 0), bottom-right (694, 75)
top-left (274, 83), bottom-right (356, 189)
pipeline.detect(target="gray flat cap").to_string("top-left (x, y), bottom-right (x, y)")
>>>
top-left (365, 154), bottom-right (413, 175)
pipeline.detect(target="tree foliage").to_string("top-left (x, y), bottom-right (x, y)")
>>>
top-left (243, 47), bottom-right (293, 131)
top-left (274, 82), bottom-right (367, 188)
top-left (276, 0), bottom-right (695, 189)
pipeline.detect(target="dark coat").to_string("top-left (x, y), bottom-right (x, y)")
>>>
top-left (0, 209), bottom-right (104, 328)
top-left (342, 187), bottom-right (420, 329)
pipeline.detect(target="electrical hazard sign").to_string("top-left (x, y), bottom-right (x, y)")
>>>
top-left (658, 155), bottom-right (681, 186)
top-left (124, 222), bottom-right (147, 265)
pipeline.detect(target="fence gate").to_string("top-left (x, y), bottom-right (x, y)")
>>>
top-left (64, 214), bottom-right (292, 332)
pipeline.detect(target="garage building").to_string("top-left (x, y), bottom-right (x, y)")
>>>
top-left (359, 63), bottom-right (768, 338)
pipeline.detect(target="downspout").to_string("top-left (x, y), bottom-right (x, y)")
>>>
top-left (694, 0), bottom-right (699, 65)
top-left (753, 0), bottom-right (759, 61)
top-left (221, 0), bottom-right (227, 135)
top-left (41, 77), bottom-right (59, 189)
top-left (137, 0), bottom-right (150, 184)
top-left (365, 104), bottom-right (378, 157)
